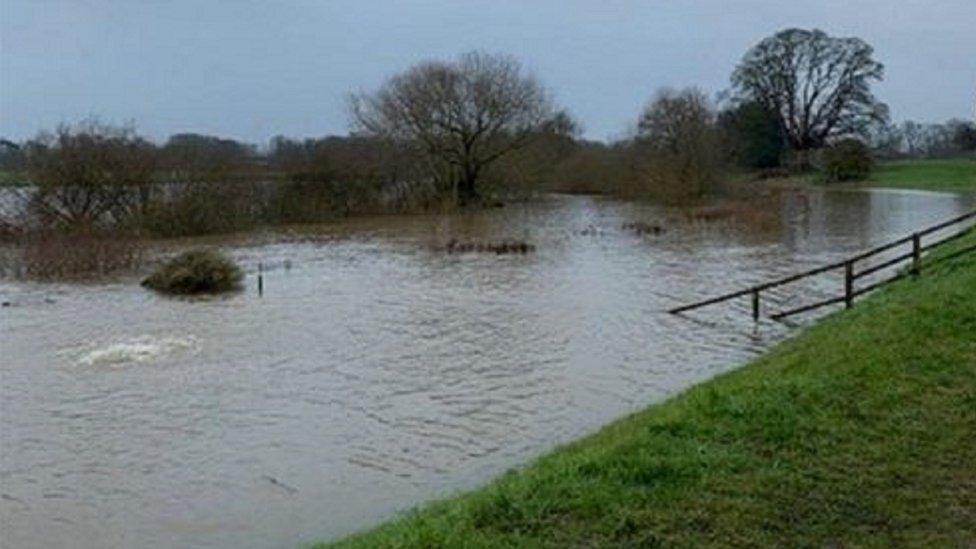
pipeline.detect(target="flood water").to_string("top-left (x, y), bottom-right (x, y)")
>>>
top-left (1, 188), bottom-right (973, 548)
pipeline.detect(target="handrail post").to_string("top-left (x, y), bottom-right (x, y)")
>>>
top-left (752, 289), bottom-right (760, 322)
top-left (912, 233), bottom-right (921, 277)
top-left (844, 261), bottom-right (854, 309)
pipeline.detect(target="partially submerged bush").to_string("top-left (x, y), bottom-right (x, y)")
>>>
top-left (622, 221), bottom-right (665, 236)
top-left (142, 249), bottom-right (242, 294)
top-left (823, 138), bottom-right (873, 182)
top-left (683, 202), bottom-right (780, 232)
top-left (443, 239), bottom-right (535, 255)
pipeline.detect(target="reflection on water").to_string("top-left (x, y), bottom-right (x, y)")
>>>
top-left (1, 188), bottom-right (972, 548)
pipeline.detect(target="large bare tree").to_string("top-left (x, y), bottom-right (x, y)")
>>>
top-left (350, 51), bottom-right (555, 205)
top-left (732, 29), bottom-right (887, 157)
top-left (24, 120), bottom-right (156, 226)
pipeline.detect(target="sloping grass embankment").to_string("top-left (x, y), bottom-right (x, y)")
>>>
top-left (323, 228), bottom-right (976, 547)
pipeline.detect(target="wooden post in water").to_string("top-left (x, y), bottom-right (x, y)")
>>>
top-left (258, 262), bottom-right (264, 297)
top-left (844, 261), bottom-right (854, 309)
top-left (912, 233), bottom-right (921, 277)
top-left (751, 289), bottom-right (760, 322)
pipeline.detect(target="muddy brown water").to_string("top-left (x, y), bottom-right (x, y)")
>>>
top-left (1, 189), bottom-right (973, 548)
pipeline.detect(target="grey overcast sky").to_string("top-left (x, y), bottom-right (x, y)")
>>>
top-left (1, 0), bottom-right (974, 144)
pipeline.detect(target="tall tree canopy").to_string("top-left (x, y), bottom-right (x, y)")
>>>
top-left (732, 28), bottom-right (887, 153)
top-left (350, 51), bottom-right (555, 205)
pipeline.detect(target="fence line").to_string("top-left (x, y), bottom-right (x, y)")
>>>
top-left (668, 210), bottom-right (975, 321)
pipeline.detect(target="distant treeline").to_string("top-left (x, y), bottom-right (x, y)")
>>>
top-left (868, 119), bottom-right (976, 160)
top-left (1, 28), bottom-right (974, 240)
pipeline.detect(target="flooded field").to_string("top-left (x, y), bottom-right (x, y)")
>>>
top-left (1, 188), bottom-right (973, 548)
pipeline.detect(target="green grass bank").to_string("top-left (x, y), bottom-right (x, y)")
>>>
top-left (323, 229), bottom-right (976, 547)
top-left (868, 158), bottom-right (976, 192)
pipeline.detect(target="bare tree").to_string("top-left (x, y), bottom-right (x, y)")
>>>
top-left (867, 121), bottom-right (904, 159)
top-left (481, 109), bottom-right (581, 196)
top-left (732, 29), bottom-right (887, 160)
top-left (24, 120), bottom-right (156, 227)
top-left (634, 88), bottom-right (721, 198)
top-left (350, 51), bottom-right (555, 205)
top-left (893, 119), bottom-right (976, 158)
top-left (638, 88), bottom-right (715, 152)
top-left (159, 133), bottom-right (256, 183)
top-left (901, 121), bottom-right (924, 156)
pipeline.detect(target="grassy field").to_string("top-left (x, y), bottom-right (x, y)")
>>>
top-left (868, 158), bottom-right (976, 192)
top-left (323, 230), bottom-right (976, 547)
top-left (0, 169), bottom-right (29, 187)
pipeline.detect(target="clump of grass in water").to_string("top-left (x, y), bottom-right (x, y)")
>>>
top-left (682, 201), bottom-right (780, 233)
top-left (621, 221), bottom-right (665, 236)
top-left (141, 249), bottom-right (243, 295)
top-left (443, 239), bottom-right (535, 255)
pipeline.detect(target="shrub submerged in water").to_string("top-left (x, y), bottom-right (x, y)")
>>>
top-left (142, 249), bottom-right (243, 295)
top-left (823, 138), bottom-right (873, 182)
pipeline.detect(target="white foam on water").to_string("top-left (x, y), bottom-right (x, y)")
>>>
top-left (78, 335), bottom-right (199, 367)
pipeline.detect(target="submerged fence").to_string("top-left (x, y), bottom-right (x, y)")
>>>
top-left (669, 210), bottom-right (976, 322)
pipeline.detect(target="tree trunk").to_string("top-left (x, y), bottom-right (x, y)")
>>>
top-left (787, 147), bottom-right (817, 172)
top-left (456, 166), bottom-right (480, 206)
top-left (457, 177), bottom-right (479, 206)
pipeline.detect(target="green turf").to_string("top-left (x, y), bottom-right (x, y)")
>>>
top-left (321, 230), bottom-right (976, 548)
top-left (0, 170), bottom-right (29, 187)
top-left (868, 158), bottom-right (976, 192)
